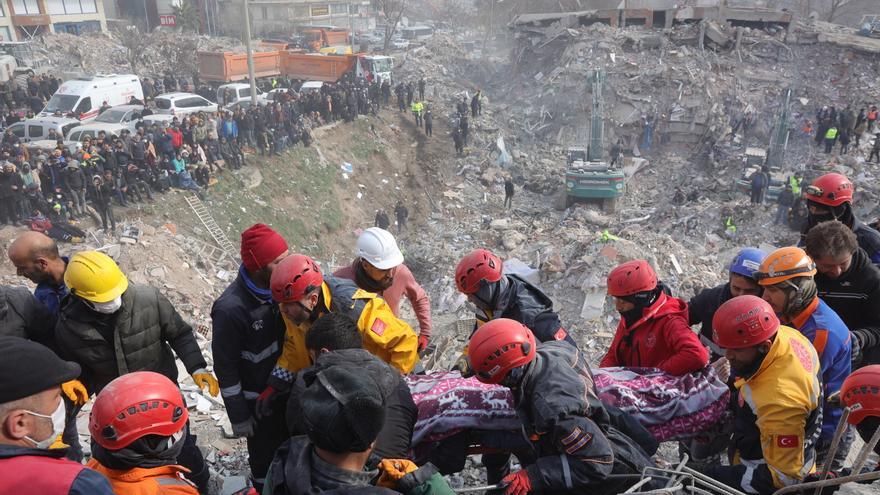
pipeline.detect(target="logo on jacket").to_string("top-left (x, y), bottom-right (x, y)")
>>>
top-left (789, 338), bottom-right (814, 373)
top-left (252, 320), bottom-right (264, 331)
top-left (777, 435), bottom-right (798, 448)
top-left (645, 331), bottom-right (657, 349)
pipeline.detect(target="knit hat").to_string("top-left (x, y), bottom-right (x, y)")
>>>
top-left (0, 336), bottom-right (81, 403)
top-left (299, 365), bottom-right (385, 453)
top-left (240, 223), bottom-right (288, 271)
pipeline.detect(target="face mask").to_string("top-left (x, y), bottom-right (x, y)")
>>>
top-left (24, 399), bottom-right (66, 449)
top-left (88, 295), bottom-right (122, 314)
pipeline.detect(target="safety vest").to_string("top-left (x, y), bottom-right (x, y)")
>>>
top-left (725, 217), bottom-right (737, 234)
top-left (825, 127), bottom-right (838, 140)
top-left (789, 177), bottom-right (801, 196)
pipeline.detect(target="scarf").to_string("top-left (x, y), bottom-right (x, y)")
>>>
top-left (239, 265), bottom-right (272, 303)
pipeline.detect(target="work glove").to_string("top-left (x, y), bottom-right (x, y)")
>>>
top-left (192, 369), bottom-right (219, 397)
top-left (418, 334), bottom-right (430, 353)
top-left (377, 459), bottom-right (419, 488)
top-left (501, 470), bottom-right (532, 495)
top-left (61, 380), bottom-right (89, 406)
top-left (230, 416), bottom-right (257, 438)
top-left (49, 434), bottom-right (68, 450)
top-left (452, 353), bottom-right (474, 378)
top-left (255, 386), bottom-right (277, 419)
top-left (796, 472), bottom-right (841, 495)
top-left (711, 357), bottom-right (731, 383)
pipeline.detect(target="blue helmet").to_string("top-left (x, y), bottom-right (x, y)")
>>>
top-left (729, 248), bottom-right (766, 279)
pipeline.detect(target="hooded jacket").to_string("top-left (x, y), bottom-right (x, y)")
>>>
top-left (688, 282), bottom-right (732, 357)
top-left (601, 292), bottom-right (708, 375)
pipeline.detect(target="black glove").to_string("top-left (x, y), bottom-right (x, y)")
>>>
top-left (851, 331), bottom-right (864, 368)
top-left (797, 472), bottom-right (841, 495)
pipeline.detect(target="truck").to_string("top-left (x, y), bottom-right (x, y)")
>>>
top-left (279, 53), bottom-right (393, 84)
top-left (300, 26), bottom-right (351, 54)
top-left (735, 88), bottom-right (792, 201)
top-left (197, 51), bottom-right (282, 84)
top-left (563, 69), bottom-right (626, 212)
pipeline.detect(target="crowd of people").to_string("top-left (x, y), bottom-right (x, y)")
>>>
top-left (3, 169), bottom-right (880, 495)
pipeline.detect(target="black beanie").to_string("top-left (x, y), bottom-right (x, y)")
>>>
top-left (0, 336), bottom-right (80, 403)
top-left (300, 365), bottom-right (385, 453)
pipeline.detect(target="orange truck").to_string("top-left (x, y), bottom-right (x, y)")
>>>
top-left (197, 51), bottom-right (281, 83)
top-left (198, 50), bottom-right (393, 85)
top-left (300, 27), bottom-right (351, 53)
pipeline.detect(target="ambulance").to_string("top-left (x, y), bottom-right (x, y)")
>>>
top-left (40, 74), bottom-right (143, 122)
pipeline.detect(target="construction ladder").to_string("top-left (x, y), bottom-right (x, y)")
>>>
top-left (184, 192), bottom-right (238, 263)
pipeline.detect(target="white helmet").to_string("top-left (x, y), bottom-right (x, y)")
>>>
top-left (356, 227), bottom-right (404, 270)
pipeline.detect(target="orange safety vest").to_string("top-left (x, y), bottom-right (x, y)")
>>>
top-left (86, 460), bottom-right (199, 495)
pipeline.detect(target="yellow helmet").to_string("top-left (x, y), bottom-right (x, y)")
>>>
top-left (64, 251), bottom-right (129, 303)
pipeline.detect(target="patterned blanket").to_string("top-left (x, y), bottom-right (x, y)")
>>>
top-left (405, 366), bottom-right (730, 447)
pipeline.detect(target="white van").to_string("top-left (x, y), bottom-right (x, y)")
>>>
top-left (217, 83), bottom-right (265, 106)
top-left (41, 74), bottom-right (144, 122)
top-left (6, 116), bottom-right (81, 143)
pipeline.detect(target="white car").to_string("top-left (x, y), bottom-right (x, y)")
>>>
top-left (391, 38), bottom-right (410, 50)
top-left (66, 104), bottom-right (147, 141)
top-left (154, 92), bottom-right (218, 117)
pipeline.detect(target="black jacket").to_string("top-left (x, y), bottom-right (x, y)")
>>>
top-left (211, 272), bottom-right (285, 424)
top-left (0, 285), bottom-right (56, 349)
top-left (56, 284), bottom-right (206, 393)
top-left (63, 166), bottom-right (86, 191)
top-left (816, 248), bottom-right (880, 356)
top-left (688, 282), bottom-right (731, 357)
top-left (514, 342), bottom-right (646, 494)
top-left (287, 349), bottom-right (417, 462)
top-left (479, 275), bottom-right (575, 346)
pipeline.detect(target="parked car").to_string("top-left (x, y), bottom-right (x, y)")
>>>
top-left (66, 104), bottom-right (146, 141)
top-left (154, 92), bottom-right (218, 117)
top-left (5, 116), bottom-right (81, 143)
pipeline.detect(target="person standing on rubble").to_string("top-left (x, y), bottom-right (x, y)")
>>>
top-left (869, 133), bottom-right (880, 163)
top-left (424, 108), bottom-right (433, 137)
top-left (824, 124), bottom-right (839, 154)
top-left (211, 224), bottom-right (289, 491)
top-left (467, 319), bottom-right (654, 495)
top-left (800, 173), bottom-right (880, 264)
top-left (333, 227), bottom-right (432, 353)
top-left (452, 127), bottom-right (464, 156)
top-left (504, 176), bottom-right (514, 209)
top-left (55, 251), bottom-right (219, 493)
top-left (705, 296), bottom-right (821, 494)
top-left (411, 99), bottom-right (423, 128)
top-left (754, 247), bottom-right (851, 469)
top-left (749, 165), bottom-right (769, 205)
top-left (375, 209), bottom-right (390, 230)
top-left (471, 90), bottom-right (481, 118)
top-left (600, 260), bottom-right (708, 375)
top-left (775, 183), bottom-right (794, 225)
top-left (418, 77), bottom-right (426, 101)
top-left (806, 221), bottom-right (880, 369)
top-left (394, 200), bottom-right (408, 232)
top-left (460, 113), bottom-right (469, 146)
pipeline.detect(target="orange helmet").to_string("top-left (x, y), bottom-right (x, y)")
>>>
top-left (754, 247), bottom-right (816, 286)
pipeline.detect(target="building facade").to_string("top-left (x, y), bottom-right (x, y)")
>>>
top-left (218, 0), bottom-right (374, 37)
top-left (0, 0), bottom-right (106, 40)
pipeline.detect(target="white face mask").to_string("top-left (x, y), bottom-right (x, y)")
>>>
top-left (89, 296), bottom-right (122, 314)
top-left (24, 399), bottom-right (66, 449)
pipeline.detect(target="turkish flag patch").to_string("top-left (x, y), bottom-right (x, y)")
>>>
top-left (777, 435), bottom-right (798, 448)
top-left (554, 328), bottom-right (568, 341)
top-left (371, 318), bottom-right (387, 336)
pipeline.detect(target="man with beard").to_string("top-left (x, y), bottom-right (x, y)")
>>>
top-left (333, 227), bottom-right (432, 352)
top-left (8, 231), bottom-right (69, 316)
top-left (211, 224), bottom-right (289, 491)
top-left (799, 173), bottom-right (880, 264)
top-left (600, 259), bottom-right (708, 375)
top-left (257, 254), bottom-right (417, 420)
top-left (706, 296), bottom-right (821, 495)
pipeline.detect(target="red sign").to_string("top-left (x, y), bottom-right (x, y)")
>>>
top-left (159, 15), bottom-right (176, 26)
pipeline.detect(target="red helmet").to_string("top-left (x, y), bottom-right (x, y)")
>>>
top-left (804, 173), bottom-right (853, 207)
top-left (468, 318), bottom-right (536, 384)
top-left (607, 260), bottom-right (657, 297)
top-left (270, 254), bottom-right (324, 303)
top-left (841, 365), bottom-right (880, 425)
top-left (89, 371), bottom-right (188, 451)
top-left (455, 249), bottom-right (503, 294)
top-left (712, 295), bottom-right (779, 349)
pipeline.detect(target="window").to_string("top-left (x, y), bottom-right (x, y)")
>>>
top-left (12, 0), bottom-right (40, 15)
top-left (28, 125), bottom-right (43, 138)
top-left (0, 27), bottom-right (11, 42)
top-left (155, 98), bottom-right (172, 110)
top-left (61, 123), bottom-right (78, 136)
top-left (330, 3), bottom-right (347, 14)
top-left (46, 0), bottom-right (64, 15)
top-left (81, 0), bottom-right (96, 13)
top-left (8, 123), bottom-right (24, 138)
top-left (260, 6), bottom-right (267, 19)
top-left (0, 3), bottom-right (6, 16)
top-left (47, 0), bottom-right (97, 15)
top-left (74, 97), bottom-right (91, 115)
top-left (178, 97), bottom-right (205, 108)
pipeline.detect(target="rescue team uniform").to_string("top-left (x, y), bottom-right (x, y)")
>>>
top-left (269, 275), bottom-right (418, 389)
top-left (87, 461), bottom-right (198, 495)
top-left (707, 326), bottom-right (822, 495)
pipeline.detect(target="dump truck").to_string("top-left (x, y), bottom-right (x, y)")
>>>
top-left (735, 88), bottom-right (791, 201)
top-left (300, 26), bottom-right (351, 53)
top-left (563, 69), bottom-right (626, 212)
top-left (197, 51), bottom-right (282, 84)
top-left (279, 53), bottom-right (393, 84)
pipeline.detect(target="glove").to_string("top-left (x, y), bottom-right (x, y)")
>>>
top-left (452, 353), bottom-right (474, 378)
top-left (192, 369), bottom-right (219, 397)
top-left (798, 472), bottom-right (841, 495)
top-left (851, 331), bottom-right (865, 367)
top-left (502, 470), bottom-right (532, 495)
top-left (230, 416), bottom-right (257, 438)
top-left (418, 334), bottom-right (430, 353)
top-left (377, 459), bottom-right (419, 488)
top-left (49, 434), bottom-right (68, 450)
top-left (61, 380), bottom-right (89, 406)
top-left (255, 386), bottom-right (277, 419)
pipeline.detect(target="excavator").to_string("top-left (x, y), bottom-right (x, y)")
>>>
top-left (735, 87), bottom-right (791, 201)
top-left (563, 69), bottom-right (626, 212)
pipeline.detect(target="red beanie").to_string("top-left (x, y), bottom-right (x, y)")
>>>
top-left (241, 224), bottom-right (288, 271)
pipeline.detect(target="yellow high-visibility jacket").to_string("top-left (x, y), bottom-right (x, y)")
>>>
top-left (269, 276), bottom-right (418, 386)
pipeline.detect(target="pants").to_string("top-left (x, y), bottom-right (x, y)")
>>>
top-left (425, 122), bottom-right (432, 136)
top-left (73, 189), bottom-right (86, 215)
top-left (246, 399), bottom-right (289, 489)
top-left (824, 138), bottom-right (835, 154)
top-left (177, 422), bottom-right (210, 493)
top-left (97, 205), bottom-right (115, 231)
top-left (505, 193), bottom-right (513, 209)
top-left (774, 204), bottom-right (789, 224)
top-left (0, 196), bottom-right (17, 223)
top-left (750, 187), bottom-right (763, 204)
top-left (869, 148), bottom-right (880, 163)
top-left (415, 113), bottom-right (422, 127)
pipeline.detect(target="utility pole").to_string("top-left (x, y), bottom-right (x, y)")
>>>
top-left (242, 0), bottom-right (258, 103)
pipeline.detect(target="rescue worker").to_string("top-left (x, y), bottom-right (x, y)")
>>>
top-left (800, 173), bottom-right (880, 264)
top-left (211, 224), bottom-right (289, 490)
top-left (600, 260), bottom-right (708, 375)
top-left (260, 254), bottom-right (418, 413)
top-left (263, 365), bottom-right (453, 495)
top-left (754, 247), bottom-right (850, 468)
top-left (468, 318), bottom-right (653, 495)
top-left (55, 251), bottom-right (219, 492)
top-left (706, 296), bottom-right (821, 494)
top-left (839, 366), bottom-right (880, 468)
top-left (453, 248), bottom-right (576, 353)
top-left (0, 336), bottom-right (114, 494)
top-left (689, 247), bottom-right (767, 359)
top-left (805, 221), bottom-right (880, 368)
top-left (286, 312), bottom-right (417, 465)
top-left (8, 231), bottom-right (69, 315)
top-left (333, 227), bottom-right (432, 352)
top-left (86, 372), bottom-right (198, 494)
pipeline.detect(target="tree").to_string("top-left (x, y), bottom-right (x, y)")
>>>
top-left (826, 0), bottom-right (853, 22)
top-left (115, 25), bottom-right (148, 73)
top-left (377, 0), bottom-right (407, 53)
top-left (172, 0), bottom-right (200, 32)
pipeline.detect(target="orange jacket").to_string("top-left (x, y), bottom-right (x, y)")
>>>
top-left (86, 460), bottom-right (199, 495)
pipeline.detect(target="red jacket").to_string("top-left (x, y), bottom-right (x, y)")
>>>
top-left (600, 292), bottom-right (708, 375)
top-left (169, 129), bottom-right (183, 149)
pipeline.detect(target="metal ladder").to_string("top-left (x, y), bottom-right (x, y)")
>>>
top-left (183, 193), bottom-right (238, 263)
